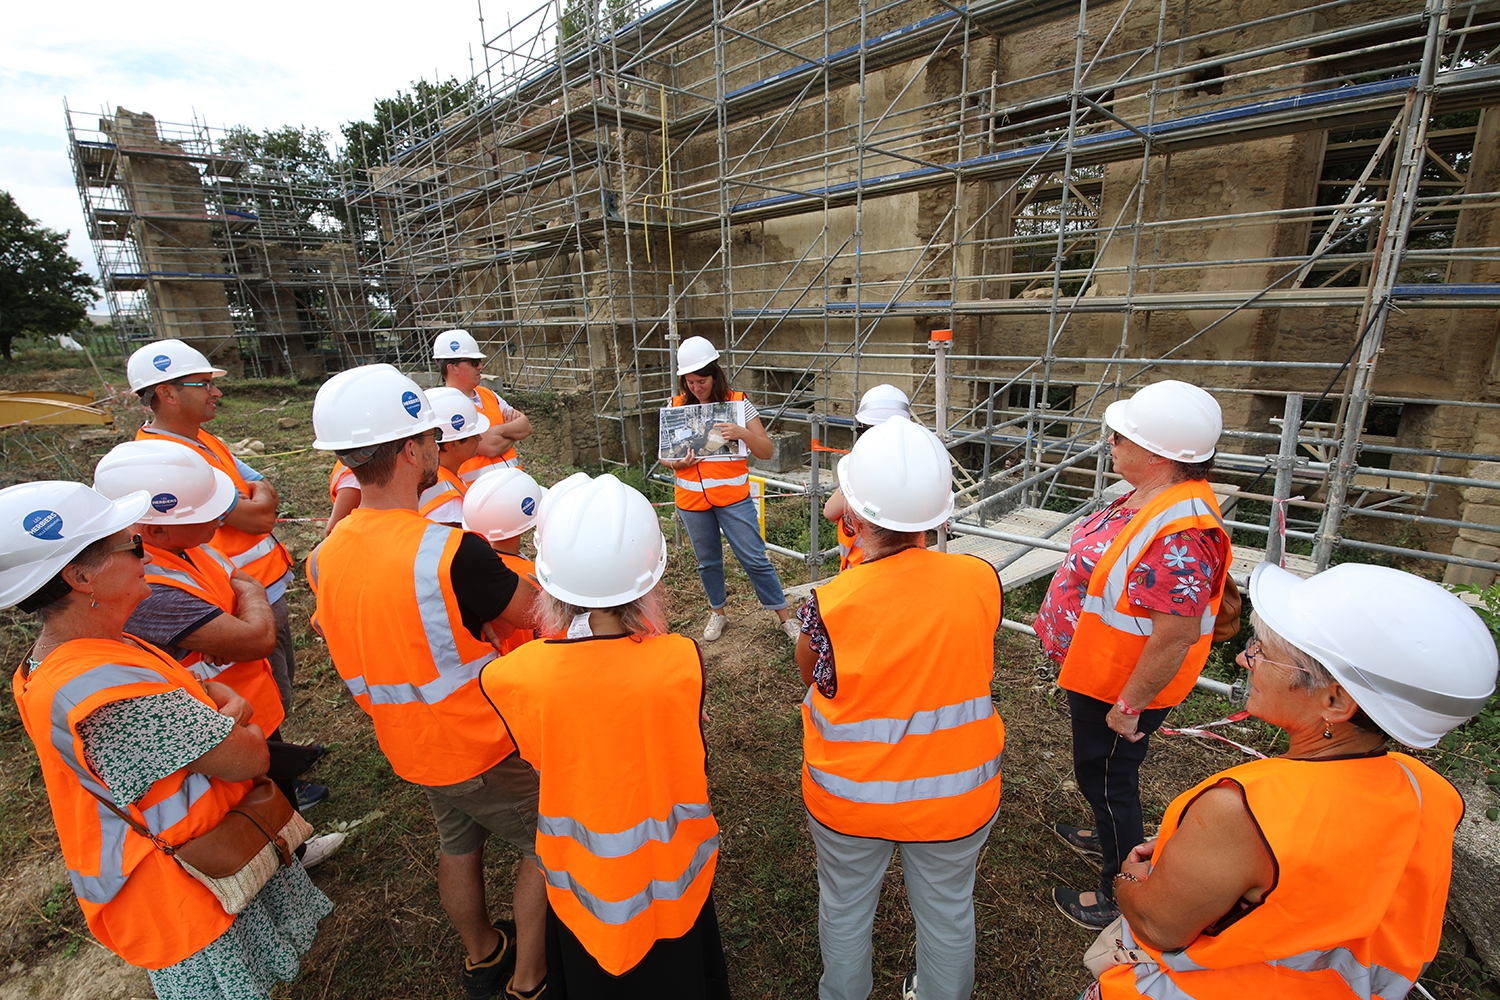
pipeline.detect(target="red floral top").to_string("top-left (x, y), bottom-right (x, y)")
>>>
top-left (1035, 493), bottom-right (1227, 665)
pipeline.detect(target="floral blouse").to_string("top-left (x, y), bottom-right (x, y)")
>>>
top-left (1035, 492), bottom-right (1227, 665)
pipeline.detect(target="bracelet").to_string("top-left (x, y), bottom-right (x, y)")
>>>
top-left (1113, 871), bottom-right (1143, 883)
top-left (1115, 698), bottom-right (1142, 716)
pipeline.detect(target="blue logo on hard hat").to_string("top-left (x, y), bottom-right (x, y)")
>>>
top-left (23, 510), bottom-right (64, 540)
top-left (152, 355), bottom-right (172, 372)
top-left (450, 413), bottom-right (465, 431)
top-left (449, 340), bottom-right (460, 352)
top-left (151, 493), bottom-right (179, 512)
top-left (521, 497), bottom-right (536, 517)
top-left (401, 391), bottom-right (422, 418)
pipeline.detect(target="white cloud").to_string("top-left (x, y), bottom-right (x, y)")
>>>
top-left (0, 0), bottom-right (550, 306)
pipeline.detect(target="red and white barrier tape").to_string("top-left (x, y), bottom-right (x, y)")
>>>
top-left (1159, 710), bottom-right (1266, 759)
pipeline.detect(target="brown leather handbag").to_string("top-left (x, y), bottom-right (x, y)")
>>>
top-left (89, 776), bottom-right (312, 914)
top-left (1212, 573), bottom-right (1243, 643)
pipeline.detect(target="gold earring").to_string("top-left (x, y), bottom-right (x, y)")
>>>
top-left (1322, 718), bottom-right (1333, 739)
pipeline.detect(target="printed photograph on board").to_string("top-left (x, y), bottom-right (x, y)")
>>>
top-left (658, 400), bottom-right (747, 462)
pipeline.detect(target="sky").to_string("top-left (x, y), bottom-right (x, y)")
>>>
top-left (1, 0), bottom-right (549, 308)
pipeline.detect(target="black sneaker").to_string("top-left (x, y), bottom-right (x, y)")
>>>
top-left (1053, 886), bottom-right (1120, 929)
top-left (295, 781), bottom-right (329, 811)
top-left (462, 921), bottom-right (517, 1000)
top-left (1053, 821), bottom-right (1103, 860)
top-left (901, 970), bottom-right (918, 1000)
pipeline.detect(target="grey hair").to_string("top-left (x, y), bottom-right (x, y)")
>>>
top-left (536, 584), bottom-right (668, 639)
top-left (1249, 610), bottom-right (1388, 737)
top-left (1249, 610), bottom-right (1334, 692)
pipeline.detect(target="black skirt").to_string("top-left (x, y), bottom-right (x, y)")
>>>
top-left (544, 892), bottom-right (732, 1000)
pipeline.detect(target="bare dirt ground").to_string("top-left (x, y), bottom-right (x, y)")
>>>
top-left (0, 356), bottom-right (1494, 999)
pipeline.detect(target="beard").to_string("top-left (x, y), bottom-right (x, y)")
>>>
top-left (418, 457), bottom-right (440, 494)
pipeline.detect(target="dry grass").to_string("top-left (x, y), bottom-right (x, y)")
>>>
top-left (0, 359), bottom-right (1494, 998)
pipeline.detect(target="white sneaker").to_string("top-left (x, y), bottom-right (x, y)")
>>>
top-left (781, 618), bottom-right (800, 642)
top-left (902, 970), bottom-right (918, 1000)
top-left (703, 612), bottom-right (729, 642)
top-left (300, 832), bottom-right (346, 869)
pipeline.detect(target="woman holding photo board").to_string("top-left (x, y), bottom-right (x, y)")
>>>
top-left (661, 336), bottom-right (796, 643)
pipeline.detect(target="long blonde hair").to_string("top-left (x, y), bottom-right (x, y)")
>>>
top-left (535, 584), bottom-right (669, 640)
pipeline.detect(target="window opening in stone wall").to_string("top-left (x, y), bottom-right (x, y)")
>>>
top-left (1008, 168), bottom-right (1102, 298)
top-left (1304, 113), bottom-right (1479, 287)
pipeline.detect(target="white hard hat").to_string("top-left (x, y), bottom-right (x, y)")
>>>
top-left (0, 481), bottom-right (152, 610)
top-left (534, 474), bottom-right (667, 607)
top-left (1250, 562), bottom-right (1498, 748)
top-left (837, 415), bottom-right (954, 531)
top-left (433, 329), bottom-right (485, 361)
top-left (312, 364), bottom-right (444, 451)
top-left (127, 339), bottom-right (228, 393)
top-left (856, 384), bottom-right (912, 426)
top-left (535, 471), bottom-right (591, 533)
top-left (463, 468), bottom-right (546, 541)
top-left (424, 387), bottom-right (491, 442)
top-left (94, 440), bottom-right (237, 524)
top-left (677, 336), bottom-right (720, 375)
top-left (1104, 380), bottom-right (1222, 463)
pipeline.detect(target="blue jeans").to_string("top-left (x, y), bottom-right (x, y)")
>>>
top-left (678, 499), bottom-right (788, 610)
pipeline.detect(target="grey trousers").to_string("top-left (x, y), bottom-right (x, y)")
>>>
top-left (809, 811), bottom-right (998, 1000)
top-left (268, 594), bottom-right (296, 714)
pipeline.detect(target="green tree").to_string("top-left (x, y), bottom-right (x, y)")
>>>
top-left (219, 125), bottom-right (342, 237)
top-left (0, 192), bottom-right (95, 361)
top-left (340, 77), bottom-right (483, 178)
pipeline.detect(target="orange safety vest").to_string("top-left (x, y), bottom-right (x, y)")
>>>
top-left (835, 514), bottom-right (863, 572)
top-left (12, 638), bottom-right (252, 968)
top-left (1100, 753), bottom-right (1462, 1000)
top-left (142, 542), bottom-right (285, 734)
top-left (670, 391), bottom-right (751, 511)
top-left (136, 425), bottom-right (292, 592)
top-left (481, 634), bottom-right (718, 976)
top-left (328, 459), bottom-right (357, 504)
top-left (307, 507), bottom-right (513, 786)
top-left (458, 385), bottom-right (522, 483)
top-left (1057, 479), bottom-right (1229, 709)
top-left (419, 466), bottom-right (468, 522)
top-left (495, 552), bottom-right (539, 654)
top-left (803, 547), bottom-right (1005, 841)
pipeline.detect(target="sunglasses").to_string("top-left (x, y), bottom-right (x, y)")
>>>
top-left (172, 381), bottom-right (213, 389)
top-left (1242, 637), bottom-right (1312, 675)
top-left (106, 534), bottom-right (146, 560)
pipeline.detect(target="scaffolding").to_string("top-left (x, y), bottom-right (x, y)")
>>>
top-left (139, 0), bottom-right (1500, 587)
top-left (66, 104), bottom-right (383, 378)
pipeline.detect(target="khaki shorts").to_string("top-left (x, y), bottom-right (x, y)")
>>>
top-left (420, 754), bottom-right (540, 858)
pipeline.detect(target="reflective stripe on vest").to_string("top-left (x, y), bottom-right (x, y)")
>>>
top-left (540, 833), bottom-right (720, 926)
top-left (228, 534), bottom-right (279, 570)
top-left (339, 525), bottom-right (496, 705)
top-left (673, 472), bottom-right (749, 492)
top-left (803, 690), bottom-right (996, 743)
top-left (1078, 496), bottom-right (1223, 638)
top-left (1119, 919), bottom-right (1417, 1000)
top-left (805, 752), bottom-right (1003, 806)
top-left (538, 802), bottom-right (713, 858)
top-left (459, 454), bottom-right (521, 483)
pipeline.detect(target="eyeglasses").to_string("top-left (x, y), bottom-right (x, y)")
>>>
top-left (170, 380), bottom-right (213, 389)
top-left (1242, 637), bottom-right (1312, 675)
top-left (106, 534), bottom-right (146, 560)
